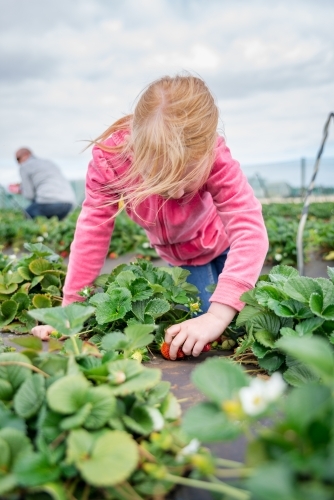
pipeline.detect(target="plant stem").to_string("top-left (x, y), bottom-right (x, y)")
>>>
top-left (164, 473), bottom-right (251, 499)
top-left (215, 468), bottom-right (253, 478)
top-left (81, 483), bottom-right (90, 500)
top-left (71, 335), bottom-right (81, 356)
top-left (214, 457), bottom-right (245, 468)
top-left (0, 361), bottom-right (50, 377)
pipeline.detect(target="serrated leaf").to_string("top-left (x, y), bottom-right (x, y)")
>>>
top-left (124, 324), bottom-right (155, 350)
top-left (251, 341), bottom-right (271, 359)
top-left (101, 332), bottom-right (128, 352)
top-left (28, 304), bottom-right (95, 336)
top-left (309, 292), bottom-right (323, 316)
top-left (252, 313), bottom-right (281, 336)
top-left (283, 277), bottom-right (322, 303)
top-left (254, 285), bottom-right (284, 307)
top-left (91, 289), bottom-right (131, 324)
top-left (11, 292), bottom-right (30, 312)
top-left (236, 306), bottom-right (261, 326)
top-left (280, 327), bottom-right (300, 338)
top-left (258, 352), bottom-right (284, 373)
top-left (254, 330), bottom-right (276, 348)
top-left (239, 289), bottom-right (259, 306)
top-left (13, 451), bottom-right (60, 486)
top-left (32, 294), bottom-right (52, 309)
top-left (29, 258), bottom-right (53, 276)
top-left (327, 266), bottom-right (334, 282)
top-left (145, 298), bottom-right (170, 318)
top-left (295, 317), bottom-right (324, 336)
top-left (0, 300), bottom-right (18, 327)
top-left (13, 374), bottom-right (45, 418)
top-left (314, 278), bottom-right (334, 308)
top-left (129, 278), bottom-right (153, 301)
top-left (0, 283), bottom-right (18, 295)
top-left (322, 304), bottom-right (334, 320)
top-left (283, 364), bottom-right (318, 387)
top-left (268, 265), bottom-right (299, 285)
top-left (84, 385), bottom-right (116, 429)
top-left (17, 266), bottom-right (33, 280)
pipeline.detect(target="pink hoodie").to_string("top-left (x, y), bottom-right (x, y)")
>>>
top-left (63, 130), bottom-right (269, 311)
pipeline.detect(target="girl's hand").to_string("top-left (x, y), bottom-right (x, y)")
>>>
top-left (164, 302), bottom-right (237, 360)
top-left (31, 325), bottom-right (67, 341)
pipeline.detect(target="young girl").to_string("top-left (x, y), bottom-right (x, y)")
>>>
top-left (32, 74), bottom-right (269, 360)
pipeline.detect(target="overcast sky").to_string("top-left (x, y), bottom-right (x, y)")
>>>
top-left (0, 0), bottom-right (333, 187)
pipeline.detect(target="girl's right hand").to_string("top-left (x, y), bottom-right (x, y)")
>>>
top-left (31, 325), bottom-right (62, 340)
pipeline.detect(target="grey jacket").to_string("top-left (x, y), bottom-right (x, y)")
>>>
top-left (20, 156), bottom-right (76, 204)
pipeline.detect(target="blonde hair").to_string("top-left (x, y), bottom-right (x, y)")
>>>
top-left (93, 74), bottom-right (219, 211)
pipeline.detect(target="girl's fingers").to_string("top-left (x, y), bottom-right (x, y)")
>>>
top-left (31, 325), bottom-right (54, 340)
top-left (169, 331), bottom-right (187, 360)
top-left (165, 324), bottom-right (181, 344)
top-left (192, 340), bottom-right (206, 357)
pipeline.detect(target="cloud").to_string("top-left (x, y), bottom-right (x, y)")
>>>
top-left (0, 0), bottom-right (333, 187)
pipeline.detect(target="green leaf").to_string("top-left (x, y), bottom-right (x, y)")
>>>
top-left (268, 265), bottom-right (299, 285)
top-left (285, 385), bottom-right (331, 431)
top-left (0, 427), bottom-right (32, 465)
top-left (17, 266), bottom-right (33, 280)
top-left (191, 358), bottom-right (248, 405)
top-left (0, 436), bottom-right (10, 472)
top-left (145, 298), bottom-right (170, 318)
top-left (124, 324), bottom-right (156, 350)
top-left (295, 317), bottom-right (324, 336)
top-left (101, 332), bottom-right (129, 352)
top-left (0, 352), bottom-right (32, 390)
top-left (84, 385), bottom-right (116, 429)
top-left (90, 289), bottom-right (131, 324)
top-left (123, 406), bottom-right (155, 435)
top-left (10, 336), bottom-right (43, 351)
top-left (67, 429), bottom-right (139, 486)
top-left (60, 403), bottom-right (92, 430)
top-left (11, 292), bottom-right (30, 312)
top-left (251, 341), bottom-right (270, 359)
top-left (0, 300), bottom-right (18, 327)
top-left (14, 452), bottom-right (60, 486)
top-left (252, 312), bottom-right (281, 336)
top-left (254, 330), bottom-right (276, 348)
top-left (239, 288), bottom-right (259, 306)
top-left (29, 258), bottom-right (53, 275)
top-left (28, 304), bottom-right (95, 336)
top-left (0, 283), bottom-right (18, 295)
top-left (182, 402), bottom-right (241, 442)
top-left (115, 270), bottom-right (136, 287)
top-left (235, 305), bottom-right (261, 326)
top-left (32, 294), bottom-right (52, 308)
top-left (280, 327), bottom-right (300, 338)
top-left (129, 278), bottom-right (153, 301)
top-left (254, 285), bottom-right (284, 307)
top-left (246, 463), bottom-right (295, 500)
top-left (14, 373), bottom-right (45, 418)
top-left (29, 482), bottom-right (68, 500)
top-left (108, 368), bottom-right (161, 396)
top-left (327, 266), bottom-right (334, 282)
top-left (0, 379), bottom-right (13, 400)
top-left (283, 364), bottom-right (319, 387)
top-left (47, 374), bottom-right (90, 414)
top-left (322, 304), bottom-right (334, 320)
top-left (277, 336), bottom-right (334, 383)
top-left (283, 276), bottom-right (322, 303)
top-left (258, 352), bottom-right (284, 373)
top-left (309, 292), bottom-right (323, 316)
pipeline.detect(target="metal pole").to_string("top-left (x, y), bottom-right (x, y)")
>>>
top-left (297, 113), bottom-right (334, 275)
top-left (301, 157), bottom-right (306, 198)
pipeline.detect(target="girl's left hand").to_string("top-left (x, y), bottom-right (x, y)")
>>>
top-left (164, 302), bottom-right (237, 360)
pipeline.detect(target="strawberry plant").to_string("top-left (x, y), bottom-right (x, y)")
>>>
top-left (0, 306), bottom-right (253, 499)
top-left (182, 336), bottom-right (334, 500)
top-left (233, 264), bottom-right (334, 386)
top-left (0, 243), bottom-right (66, 334)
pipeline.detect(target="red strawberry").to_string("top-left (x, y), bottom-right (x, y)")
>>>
top-left (160, 342), bottom-right (185, 360)
top-left (202, 343), bottom-right (211, 352)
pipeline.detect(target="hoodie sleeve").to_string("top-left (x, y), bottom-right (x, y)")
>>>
top-left (207, 138), bottom-right (269, 311)
top-left (62, 145), bottom-right (119, 305)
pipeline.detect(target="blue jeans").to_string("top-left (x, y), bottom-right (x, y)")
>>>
top-left (26, 202), bottom-right (73, 220)
top-left (180, 248), bottom-right (230, 313)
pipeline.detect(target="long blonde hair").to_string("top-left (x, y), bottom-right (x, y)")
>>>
top-left (92, 74), bottom-right (219, 211)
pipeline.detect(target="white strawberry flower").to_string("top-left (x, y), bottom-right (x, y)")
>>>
top-left (274, 253), bottom-right (283, 261)
top-left (36, 236), bottom-right (44, 242)
top-left (239, 373), bottom-right (286, 416)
